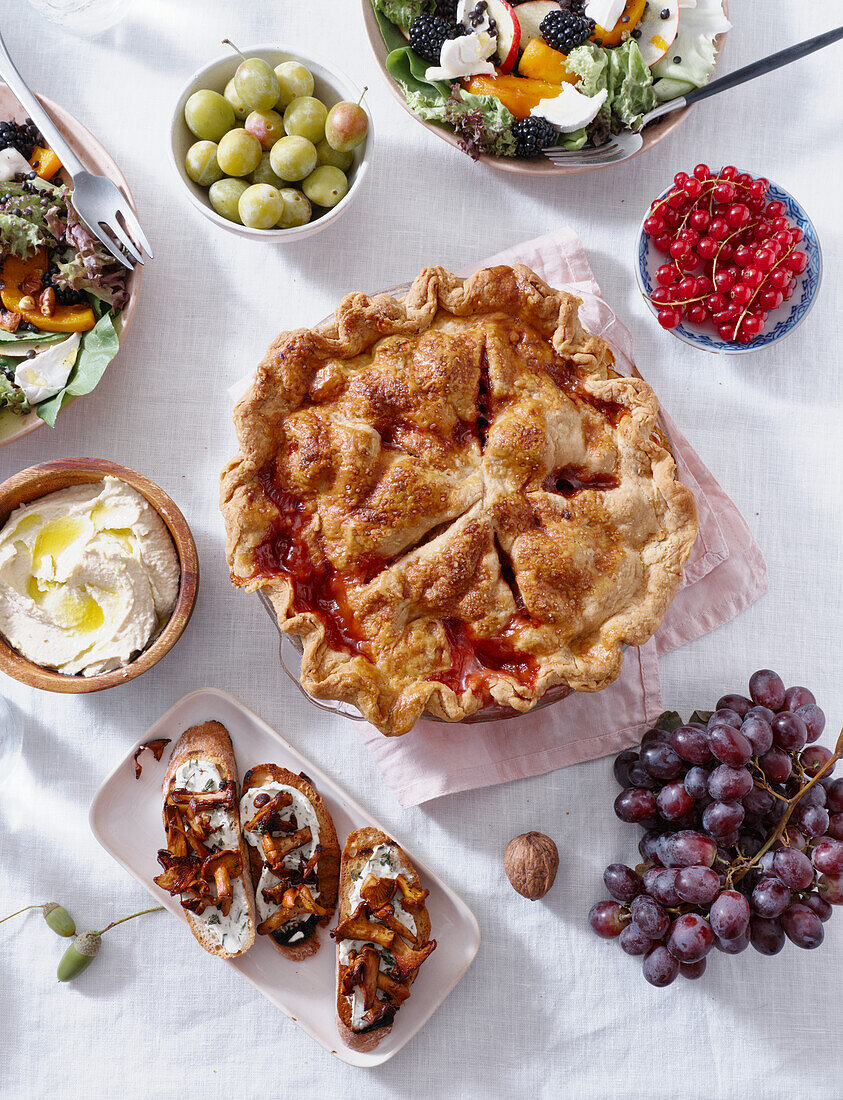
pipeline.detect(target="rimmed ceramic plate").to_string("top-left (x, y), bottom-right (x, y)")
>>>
top-left (89, 688), bottom-right (480, 1068)
top-left (635, 173), bottom-right (822, 354)
top-left (361, 0), bottom-right (729, 176)
top-left (0, 85), bottom-right (143, 447)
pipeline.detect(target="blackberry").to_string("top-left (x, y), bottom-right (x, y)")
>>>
top-left (513, 116), bottom-right (557, 159)
top-left (408, 14), bottom-right (464, 62)
top-left (540, 10), bottom-right (594, 53)
top-left (434, 0), bottom-right (458, 17)
top-left (0, 117), bottom-right (44, 159)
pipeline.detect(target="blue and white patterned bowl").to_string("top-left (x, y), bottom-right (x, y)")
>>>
top-left (634, 173), bottom-right (822, 355)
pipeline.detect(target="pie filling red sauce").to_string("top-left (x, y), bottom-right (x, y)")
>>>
top-left (252, 351), bottom-right (622, 695)
top-left (253, 466), bottom-right (539, 690)
top-left (434, 617), bottom-right (539, 696)
top-left (543, 466), bottom-right (620, 497)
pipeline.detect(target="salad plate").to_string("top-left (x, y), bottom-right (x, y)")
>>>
top-left (0, 85), bottom-right (142, 448)
top-left (89, 688), bottom-right (481, 1068)
top-left (362, 0), bottom-right (729, 175)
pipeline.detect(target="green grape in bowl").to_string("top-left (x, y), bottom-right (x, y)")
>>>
top-left (277, 188), bottom-right (312, 229)
top-left (238, 183), bottom-right (284, 229)
top-left (250, 152), bottom-right (285, 188)
top-left (274, 61), bottom-right (314, 109)
top-left (270, 135), bottom-right (317, 183)
top-left (184, 89), bottom-right (235, 142)
top-left (284, 97), bottom-right (327, 144)
top-left (217, 128), bottom-right (262, 177)
top-left (209, 177), bottom-right (249, 222)
top-left (302, 165), bottom-right (348, 208)
top-left (185, 141), bottom-right (224, 187)
top-left (224, 40), bottom-right (280, 112)
top-left (224, 77), bottom-right (250, 121)
top-left (315, 139), bottom-right (353, 172)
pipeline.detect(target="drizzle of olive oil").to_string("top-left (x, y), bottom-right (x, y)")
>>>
top-left (31, 517), bottom-right (85, 571)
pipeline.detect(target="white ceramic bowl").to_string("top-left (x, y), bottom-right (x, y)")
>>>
top-left (170, 46), bottom-right (372, 241)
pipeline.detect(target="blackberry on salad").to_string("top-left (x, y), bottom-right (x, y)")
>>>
top-left (540, 11), bottom-right (594, 54)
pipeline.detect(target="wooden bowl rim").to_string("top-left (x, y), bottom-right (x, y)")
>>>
top-left (0, 87), bottom-right (144, 448)
top-left (0, 459), bottom-right (199, 693)
top-left (360, 0), bottom-right (729, 175)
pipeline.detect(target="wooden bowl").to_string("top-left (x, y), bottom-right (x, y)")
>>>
top-left (0, 459), bottom-right (199, 693)
top-left (0, 85), bottom-right (143, 449)
top-left (361, 0), bottom-right (728, 176)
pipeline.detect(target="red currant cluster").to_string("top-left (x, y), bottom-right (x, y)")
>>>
top-left (643, 165), bottom-right (809, 343)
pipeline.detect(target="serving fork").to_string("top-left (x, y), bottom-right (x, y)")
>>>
top-left (0, 26), bottom-right (151, 269)
top-left (543, 25), bottom-right (843, 168)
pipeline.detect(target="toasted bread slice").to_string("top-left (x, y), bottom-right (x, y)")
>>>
top-left (334, 827), bottom-right (434, 1052)
top-left (240, 764), bottom-right (340, 960)
top-left (158, 722), bottom-right (256, 959)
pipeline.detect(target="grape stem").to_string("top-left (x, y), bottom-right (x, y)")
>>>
top-left (222, 39), bottom-right (247, 62)
top-left (730, 726), bottom-right (843, 886)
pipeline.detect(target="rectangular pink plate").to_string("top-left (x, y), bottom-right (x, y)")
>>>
top-left (89, 688), bottom-right (480, 1068)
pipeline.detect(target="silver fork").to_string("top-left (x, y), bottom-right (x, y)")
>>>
top-left (0, 26), bottom-right (152, 269)
top-left (543, 25), bottom-right (843, 168)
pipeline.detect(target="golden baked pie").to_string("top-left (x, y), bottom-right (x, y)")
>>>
top-left (221, 265), bottom-right (698, 736)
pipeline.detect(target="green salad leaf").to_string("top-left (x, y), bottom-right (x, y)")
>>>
top-left (404, 86), bottom-right (516, 158)
top-left (0, 329), bottom-right (68, 346)
top-left (372, 0), bottom-right (433, 33)
top-left (566, 42), bottom-right (612, 145)
top-left (386, 45), bottom-right (451, 100)
top-left (606, 39), bottom-right (656, 131)
top-left (36, 311), bottom-right (119, 427)
top-left (566, 42), bottom-right (609, 96)
top-left (0, 362), bottom-right (29, 413)
top-left (0, 212), bottom-right (45, 259)
top-left (653, 76), bottom-right (696, 103)
top-left (652, 0), bottom-right (730, 89)
top-left (561, 129), bottom-right (588, 151)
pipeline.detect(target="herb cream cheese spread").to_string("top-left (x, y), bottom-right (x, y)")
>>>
top-left (0, 475), bottom-right (179, 675)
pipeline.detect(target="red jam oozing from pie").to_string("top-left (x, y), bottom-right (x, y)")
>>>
top-left (435, 617), bottom-right (539, 695)
top-left (254, 466), bottom-right (370, 656)
top-left (543, 466), bottom-right (620, 498)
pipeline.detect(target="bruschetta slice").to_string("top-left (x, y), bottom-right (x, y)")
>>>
top-left (331, 828), bottom-right (436, 1052)
top-left (153, 722), bottom-right (257, 959)
top-left (239, 764), bottom-right (340, 959)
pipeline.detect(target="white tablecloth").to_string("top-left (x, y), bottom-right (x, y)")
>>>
top-left (1, 1), bottom-right (841, 1097)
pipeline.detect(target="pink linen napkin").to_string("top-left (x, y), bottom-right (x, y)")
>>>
top-left (357, 228), bottom-right (768, 807)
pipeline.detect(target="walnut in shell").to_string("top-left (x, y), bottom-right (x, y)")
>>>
top-left (504, 832), bottom-right (559, 899)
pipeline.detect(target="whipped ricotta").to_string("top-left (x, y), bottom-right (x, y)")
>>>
top-left (173, 759), bottom-right (252, 953)
top-left (0, 476), bottom-right (179, 675)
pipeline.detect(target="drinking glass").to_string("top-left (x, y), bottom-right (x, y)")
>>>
top-left (25, 0), bottom-right (135, 35)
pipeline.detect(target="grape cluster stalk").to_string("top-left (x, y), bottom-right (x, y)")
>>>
top-left (588, 669), bottom-right (843, 986)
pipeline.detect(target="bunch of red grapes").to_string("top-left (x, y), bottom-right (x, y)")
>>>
top-left (643, 165), bottom-right (809, 343)
top-left (589, 669), bottom-right (842, 987)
